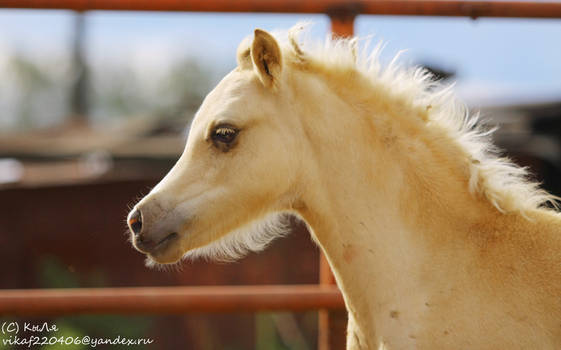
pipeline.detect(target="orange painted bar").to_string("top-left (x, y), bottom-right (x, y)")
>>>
top-left (1, 0), bottom-right (561, 19)
top-left (0, 285), bottom-right (344, 316)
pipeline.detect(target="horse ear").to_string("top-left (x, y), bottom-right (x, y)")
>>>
top-left (236, 37), bottom-right (253, 69)
top-left (251, 29), bottom-right (282, 88)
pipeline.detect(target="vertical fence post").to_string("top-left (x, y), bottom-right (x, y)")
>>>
top-left (329, 12), bottom-right (356, 38)
top-left (319, 254), bottom-right (348, 350)
top-left (319, 13), bottom-right (356, 350)
top-left (71, 12), bottom-right (88, 123)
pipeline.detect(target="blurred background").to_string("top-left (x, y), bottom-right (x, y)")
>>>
top-left (1, 6), bottom-right (561, 350)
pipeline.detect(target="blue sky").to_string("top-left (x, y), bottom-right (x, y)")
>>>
top-left (0, 9), bottom-right (560, 106)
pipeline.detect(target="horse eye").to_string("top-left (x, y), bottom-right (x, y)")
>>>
top-left (211, 125), bottom-right (239, 145)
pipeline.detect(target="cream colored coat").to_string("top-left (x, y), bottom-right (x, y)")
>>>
top-left (128, 26), bottom-right (561, 349)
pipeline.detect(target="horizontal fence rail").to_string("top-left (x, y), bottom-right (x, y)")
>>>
top-left (0, 285), bottom-right (345, 316)
top-left (1, 0), bottom-right (561, 19)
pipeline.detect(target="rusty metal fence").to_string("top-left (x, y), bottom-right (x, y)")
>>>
top-left (1, 1), bottom-right (560, 349)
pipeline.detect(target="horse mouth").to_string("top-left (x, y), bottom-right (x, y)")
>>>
top-left (134, 232), bottom-right (179, 255)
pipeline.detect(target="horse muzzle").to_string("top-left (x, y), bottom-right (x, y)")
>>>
top-left (127, 206), bottom-right (179, 255)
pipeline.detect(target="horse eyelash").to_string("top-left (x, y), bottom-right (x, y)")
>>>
top-left (212, 123), bottom-right (239, 138)
top-left (215, 127), bottom-right (236, 136)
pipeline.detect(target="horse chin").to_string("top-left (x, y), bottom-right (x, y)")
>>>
top-left (144, 242), bottom-right (185, 266)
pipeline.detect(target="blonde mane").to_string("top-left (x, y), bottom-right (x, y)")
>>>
top-left (273, 24), bottom-right (558, 215)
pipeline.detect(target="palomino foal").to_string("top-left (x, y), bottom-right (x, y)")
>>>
top-left (128, 27), bottom-right (561, 349)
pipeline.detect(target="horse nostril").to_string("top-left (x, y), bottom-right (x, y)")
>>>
top-left (128, 208), bottom-right (143, 236)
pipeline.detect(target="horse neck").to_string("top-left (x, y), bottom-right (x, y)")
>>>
top-left (291, 72), bottom-right (497, 345)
